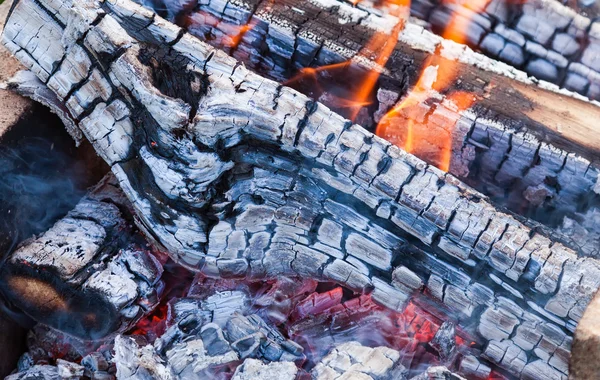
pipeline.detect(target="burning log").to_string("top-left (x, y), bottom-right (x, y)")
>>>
top-left (3, 0), bottom-right (600, 377)
top-left (0, 175), bottom-right (165, 340)
top-left (127, 0), bottom-right (600, 258)
top-left (405, 0), bottom-right (600, 101)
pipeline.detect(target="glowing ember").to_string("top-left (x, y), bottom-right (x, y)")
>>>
top-left (376, 0), bottom-right (486, 172)
top-left (129, 304), bottom-right (169, 342)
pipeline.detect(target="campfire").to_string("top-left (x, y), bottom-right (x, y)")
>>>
top-left (0, 0), bottom-right (599, 378)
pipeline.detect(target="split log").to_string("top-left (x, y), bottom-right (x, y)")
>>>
top-left (0, 175), bottom-right (165, 340)
top-left (3, 0), bottom-right (600, 377)
top-left (127, 0), bottom-right (600, 258)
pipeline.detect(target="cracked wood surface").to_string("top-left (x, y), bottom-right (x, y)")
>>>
top-left (144, 0), bottom-right (600, 161)
top-left (0, 175), bottom-right (164, 340)
top-left (130, 0), bottom-right (600, 259)
top-left (2, 0), bottom-right (599, 377)
top-left (404, 0), bottom-right (600, 101)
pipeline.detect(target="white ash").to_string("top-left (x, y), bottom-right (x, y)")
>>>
top-left (409, 366), bottom-right (466, 380)
top-left (114, 335), bottom-right (174, 380)
top-left (5, 365), bottom-right (60, 380)
top-left (232, 359), bottom-right (298, 380)
top-left (311, 341), bottom-right (403, 380)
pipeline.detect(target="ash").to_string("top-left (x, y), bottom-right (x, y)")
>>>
top-left (7, 275), bottom-right (482, 379)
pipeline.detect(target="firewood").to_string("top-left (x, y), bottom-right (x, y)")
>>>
top-left (405, 0), bottom-right (600, 101)
top-left (120, 0), bottom-right (600, 258)
top-left (571, 287), bottom-right (600, 379)
top-left (3, 0), bottom-right (599, 377)
top-left (0, 175), bottom-right (165, 340)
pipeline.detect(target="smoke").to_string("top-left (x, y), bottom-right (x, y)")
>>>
top-left (0, 106), bottom-right (108, 259)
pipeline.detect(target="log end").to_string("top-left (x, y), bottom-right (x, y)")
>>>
top-left (571, 289), bottom-right (600, 379)
top-left (0, 266), bottom-right (119, 340)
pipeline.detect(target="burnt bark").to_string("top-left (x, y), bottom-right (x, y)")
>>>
top-left (406, 0), bottom-right (600, 100)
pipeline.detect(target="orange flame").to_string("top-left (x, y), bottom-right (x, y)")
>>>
top-left (376, 0), bottom-right (486, 172)
top-left (286, 2), bottom-right (409, 121)
top-left (222, 22), bottom-right (256, 49)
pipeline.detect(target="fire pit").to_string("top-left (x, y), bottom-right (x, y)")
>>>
top-left (0, 0), bottom-right (599, 378)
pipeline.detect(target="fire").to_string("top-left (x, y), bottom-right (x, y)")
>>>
top-left (130, 303), bottom-right (169, 342)
top-left (191, 0), bottom-right (484, 170)
top-left (221, 21), bottom-right (256, 49)
top-left (376, 0), bottom-right (486, 172)
top-left (286, 2), bottom-right (409, 122)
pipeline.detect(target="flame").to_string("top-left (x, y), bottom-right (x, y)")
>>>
top-left (222, 21), bottom-right (257, 49)
top-left (376, 0), bottom-right (486, 172)
top-left (286, 3), bottom-right (409, 121)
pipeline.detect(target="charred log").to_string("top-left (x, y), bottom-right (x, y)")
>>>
top-left (404, 0), bottom-right (600, 101)
top-left (0, 175), bottom-right (165, 340)
top-left (123, 0), bottom-right (600, 258)
top-left (2, 0), bottom-right (599, 377)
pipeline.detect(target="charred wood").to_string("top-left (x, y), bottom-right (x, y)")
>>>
top-left (0, 175), bottom-right (165, 340)
top-left (126, 0), bottom-right (600, 258)
top-left (3, 0), bottom-right (600, 377)
top-left (402, 0), bottom-right (600, 101)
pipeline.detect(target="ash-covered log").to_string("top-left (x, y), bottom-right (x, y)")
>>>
top-left (3, 0), bottom-right (600, 377)
top-left (0, 175), bottom-right (165, 340)
top-left (404, 0), bottom-right (600, 101)
top-left (126, 0), bottom-right (600, 258)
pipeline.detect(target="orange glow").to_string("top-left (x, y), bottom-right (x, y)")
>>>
top-left (376, 0), bottom-right (486, 172)
top-left (222, 21), bottom-right (256, 49)
top-left (286, 3), bottom-right (409, 121)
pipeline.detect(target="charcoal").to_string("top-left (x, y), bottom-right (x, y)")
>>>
top-left (311, 342), bottom-right (401, 380)
top-left (113, 336), bottom-right (173, 380)
top-left (56, 359), bottom-right (85, 379)
top-left (16, 353), bottom-right (33, 373)
top-left (5, 365), bottom-right (60, 380)
top-left (429, 322), bottom-right (456, 362)
top-left (526, 58), bottom-right (559, 82)
top-left (409, 366), bottom-right (466, 380)
top-left (480, 34), bottom-right (505, 56)
top-left (0, 175), bottom-right (164, 339)
top-left (200, 323), bottom-right (231, 356)
top-left (231, 333), bottom-right (265, 359)
top-left (494, 24), bottom-right (526, 46)
top-left (4, 0), bottom-right (600, 378)
top-left (516, 15), bottom-right (556, 45)
top-left (458, 356), bottom-right (490, 379)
